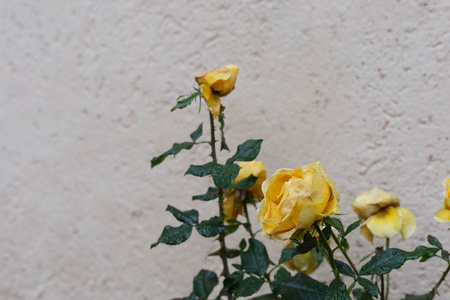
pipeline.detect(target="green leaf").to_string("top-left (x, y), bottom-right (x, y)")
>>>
top-left (335, 260), bottom-right (355, 278)
top-left (270, 273), bottom-right (327, 300)
top-left (340, 238), bottom-right (349, 250)
top-left (166, 205), bottom-right (198, 225)
top-left (192, 187), bottom-right (218, 201)
top-left (195, 216), bottom-right (225, 237)
top-left (406, 245), bottom-right (440, 262)
top-left (172, 292), bottom-right (196, 300)
top-left (190, 123), bottom-right (203, 142)
top-left (401, 294), bottom-right (430, 300)
top-left (292, 232), bottom-right (318, 255)
top-left (442, 250), bottom-right (449, 262)
top-left (185, 162), bottom-right (240, 189)
top-left (274, 266), bottom-right (291, 280)
top-left (223, 271), bottom-right (244, 293)
top-left (241, 238), bottom-right (270, 277)
top-left (324, 278), bottom-right (350, 300)
top-left (193, 269), bottom-right (218, 299)
top-left (151, 223), bottom-right (192, 248)
top-left (278, 247), bottom-right (295, 265)
top-left (233, 174), bottom-right (258, 191)
top-left (218, 111), bottom-right (229, 151)
top-left (428, 235), bottom-right (443, 249)
top-left (151, 142), bottom-right (194, 168)
top-left (344, 220), bottom-right (361, 236)
top-left (226, 249), bottom-right (241, 259)
top-left (352, 289), bottom-right (373, 300)
top-left (234, 276), bottom-right (265, 298)
top-left (357, 278), bottom-right (378, 298)
top-left (171, 89), bottom-right (200, 111)
top-left (239, 239), bottom-right (247, 251)
top-left (226, 139), bottom-right (263, 165)
top-left (323, 217), bottom-right (344, 235)
top-left (225, 224), bottom-right (240, 235)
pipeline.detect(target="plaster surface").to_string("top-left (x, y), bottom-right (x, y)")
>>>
top-left (1, 0), bottom-right (450, 299)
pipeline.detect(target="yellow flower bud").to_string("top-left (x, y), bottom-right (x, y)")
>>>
top-left (433, 178), bottom-right (450, 223)
top-left (235, 161), bottom-right (267, 201)
top-left (352, 188), bottom-right (416, 242)
top-left (195, 65), bottom-right (239, 118)
top-left (283, 240), bottom-right (320, 275)
top-left (223, 192), bottom-right (243, 224)
top-left (256, 162), bottom-right (340, 242)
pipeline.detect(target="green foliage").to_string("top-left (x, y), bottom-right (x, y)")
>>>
top-left (166, 205), bottom-right (198, 225)
top-left (190, 123), bottom-right (203, 142)
top-left (271, 273), bottom-right (327, 300)
top-left (222, 272), bottom-right (244, 294)
top-left (192, 187), bottom-right (218, 201)
top-left (357, 278), bottom-right (378, 298)
top-left (151, 223), bottom-right (192, 248)
top-left (292, 232), bottom-right (318, 255)
top-left (185, 162), bottom-right (240, 189)
top-left (335, 260), bottom-right (355, 278)
top-left (324, 278), bottom-right (350, 300)
top-left (240, 238), bottom-right (270, 277)
top-left (234, 276), bottom-right (265, 298)
top-left (171, 89), bottom-right (201, 111)
top-left (218, 112), bottom-right (229, 151)
top-left (193, 269), bottom-right (218, 300)
top-left (343, 220), bottom-right (361, 236)
top-left (442, 250), bottom-right (449, 262)
top-left (226, 139), bottom-right (263, 165)
top-left (195, 216), bottom-right (225, 237)
top-left (233, 174), bottom-right (258, 191)
top-left (427, 235), bottom-right (443, 249)
top-left (352, 289), bottom-right (373, 300)
top-left (323, 217), bottom-right (344, 235)
top-left (274, 267), bottom-right (291, 280)
top-left (278, 247), bottom-right (295, 265)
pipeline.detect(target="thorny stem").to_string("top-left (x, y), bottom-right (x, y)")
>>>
top-left (209, 112), bottom-right (232, 300)
top-left (314, 223), bottom-right (340, 279)
top-left (330, 230), bottom-right (360, 277)
top-left (427, 262), bottom-right (450, 300)
top-left (385, 238), bottom-right (390, 300)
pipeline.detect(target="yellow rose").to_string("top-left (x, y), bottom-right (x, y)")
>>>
top-left (195, 64), bottom-right (239, 118)
top-left (283, 240), bottom-right (321, 275)
top-left (235, 160), bottom-right (267, 201)
top-left (433, 178), bottom-right (450, 223)
top-left (223, 161), bottom-right (267, 224)
top-left (352, 188), bottom-right (416, 242)
top-left (256, 162), bottom-right (340, 242)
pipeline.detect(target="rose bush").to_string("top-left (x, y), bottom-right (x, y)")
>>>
top-left (256, 161), bottom-right (340, 241)
top-left (352, 187), bottom-right (416, 242)
top-left (283, 240), bottom-right (322, 275)
top-left (195, 64), bottom-right (239, 118)
top-left (433, 178), bottom-right (450, 223)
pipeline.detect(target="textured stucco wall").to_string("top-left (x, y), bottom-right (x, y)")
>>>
top-left (2, 0), bottom-right (450, 299)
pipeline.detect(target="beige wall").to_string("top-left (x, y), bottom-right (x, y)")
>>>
top-left (1, 0), bottom-right (450, 299)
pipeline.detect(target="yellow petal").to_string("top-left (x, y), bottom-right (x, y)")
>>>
top-left (352, 188), bottom-right (400, 221)
top-left (310, 164), bottom-right (331, 213)
top-left (235, 161), bottom-right (267, 200)
top-left (195, 65), bottom-right (239, 97)
top-left (200, 84), bottom-right (221, 118)
top-left (399, 207), bottom-right (416, 240)
top-left (434, 209), bottom-right (450, 223)
top-left (366, 206), bottom-right (402, 239)
top-left (360, 224), bottom-right (374, 242)
top-left (443, 178), bottom-right (450, 210)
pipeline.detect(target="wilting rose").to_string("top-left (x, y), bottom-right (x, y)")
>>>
top-left (195, 64), bottom-right (239, 118)
top-left (433, 178), bottom-right (450, 223)
top-left (256, 162), bottom-right (340, 242)
top-left (283, 240), bottom-right (322, 275)
top-left (352, 188), bottom-right (416, 242)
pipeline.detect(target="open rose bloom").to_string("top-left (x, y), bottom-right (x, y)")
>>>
top-left (433, 178), bottom-right (450, 223)
top-left (352, 188), bottom-right (416, 242)
top-left (256, 162), bottom-right (340, 242)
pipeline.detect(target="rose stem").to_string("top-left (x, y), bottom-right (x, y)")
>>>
top-left (314, 223), bottom-right (340, 279)
top-left (330, 230), bottom-right (359, 277)
top-left (385, 238), bottom-right (390, 300)
top-left (243, 193), bottom-right (255, 239)
top-left (427, 262), bottom-right (450, 300)
top-left (209, 111), bottom-right (232, 300)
